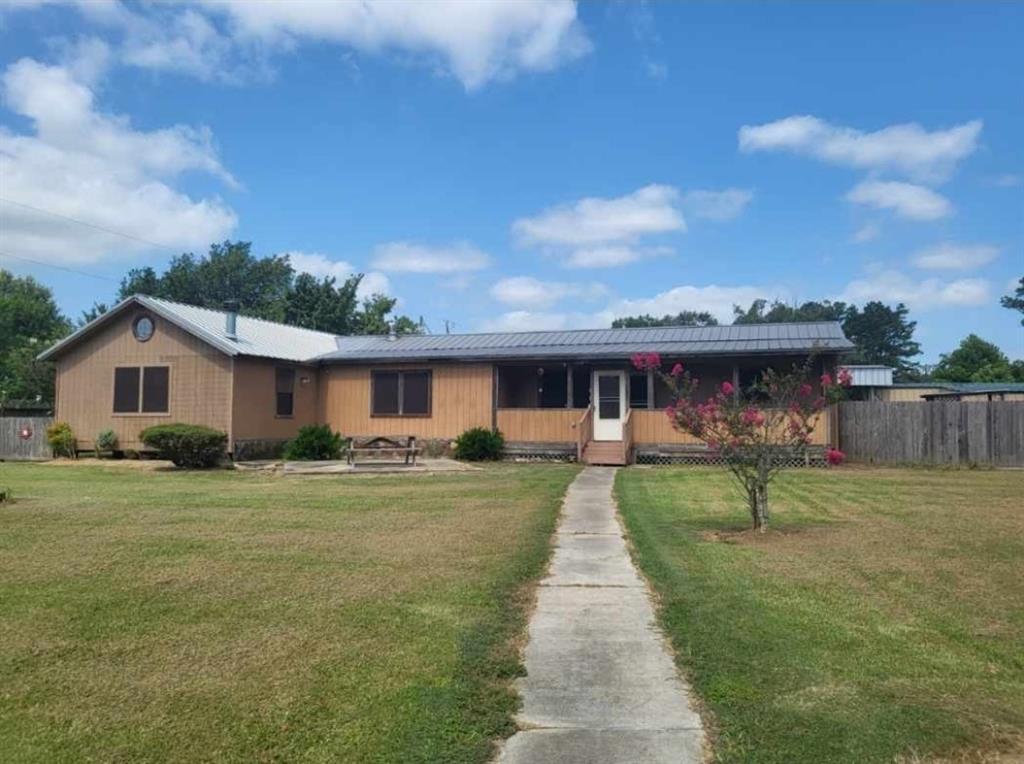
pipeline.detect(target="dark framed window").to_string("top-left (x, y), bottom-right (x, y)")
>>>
top-left (275, 367), bottom-right (295, 417)
top-left (371, 369), bottom-right (432, 416)
top-left (141, 367), bottom-right (169, 413)
top-left (629, 373), bottom-right (649, 408)
top-left (113, 366), bottom-right (169, 413)
top-left (113, 367), bottom-right (141, 413)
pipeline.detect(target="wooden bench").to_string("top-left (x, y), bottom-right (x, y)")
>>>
top-left (346, 435), bottom-right (419, 467)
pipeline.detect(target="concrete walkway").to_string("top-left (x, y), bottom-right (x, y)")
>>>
top-left (496, 467), bottom-right (706, 764)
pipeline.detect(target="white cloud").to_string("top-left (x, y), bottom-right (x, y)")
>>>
top-left (0, 54), bottom-right (236, 265)
top-left (841, 269), bottom-right (990, 310)
top-left (990, 173), bottom-right (1021, 188)
top-left (738, 115), bottom-right (982, 183)
top-left (607, 284), bottom-right (770, 325)
top-left (478, 282), bottom-right (774, 332)
top-left (490, 276), bottom-right (607, 308)
top-left (10, 0), bottom-right (591, 90)
top-left (846, 180), bottom-right (952, 221)
top-left (852, 223), bottom-right (881, 243)
top-left (513, 184), bottom-right (684, 268)
top-left (911, 242), bottom-right (1001, 271)
top-left (370, 241), bottom-right (491, 273)
top-left (682, 188), bottom-right (753, 221)
top-left (285, 251), bottom-right (390, 300)
top-left (514, 184), bottom-right (684, 247)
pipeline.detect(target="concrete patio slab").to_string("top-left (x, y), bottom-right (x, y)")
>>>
top-left (495, 466), bottom-right (706, 763)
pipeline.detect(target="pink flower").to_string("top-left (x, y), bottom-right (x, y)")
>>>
top-left (631, 352), bottom-right (661, 371)
top-left (664, 404), bottom-right (676, 419)
top-left (740, 407), bottom-right (765, 427)
top-left (838, 368), bottom-right (853, 387)
top-left (820, 372), bottom-right (833, 387)
top-left (798, 383), bottom-right (813, 397)
top-left (826, 448), bottom-right (846, 466)
top-left (670, 363), bottom-right (684, 377)
top-left (720, 380), bottom-right (735, 396)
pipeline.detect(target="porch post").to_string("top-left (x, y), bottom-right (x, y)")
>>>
top-left (566, 364), bottom-right (574, 408)
top-left (646, 368), bottom-right (655, 409)
top-left (732, 364), bottom-right (740, 399)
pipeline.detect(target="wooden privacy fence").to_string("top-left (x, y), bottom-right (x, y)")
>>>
top-left (838, 401), bottom-right (1024, 466)
top-left (0, 417), bottom-right (53, 460)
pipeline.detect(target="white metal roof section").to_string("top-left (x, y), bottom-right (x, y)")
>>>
top-left (318, 322), bottom-right (855, 363)
top-left (38, 295), bottom-right (340, 363)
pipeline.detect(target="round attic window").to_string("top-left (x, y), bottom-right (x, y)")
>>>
top-left (132, 315), bottom-right (155, 342)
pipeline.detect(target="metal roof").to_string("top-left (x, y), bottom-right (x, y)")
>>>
top-left (317, 322), bottom-right (854, 363)
top-left (38, 295), bottom-right (339, 363)
top-left (892, 382), bottom-right (1024, 393)
top-left (40, 297), bottom-right (854, 364)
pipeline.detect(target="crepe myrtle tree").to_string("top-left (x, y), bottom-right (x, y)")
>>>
top-left (631, 352), bottom-right (851, 532)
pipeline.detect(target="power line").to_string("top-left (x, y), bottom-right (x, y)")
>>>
top-left (0, 196), bottom-right (181, 252)
top-left (0, 250), bottom-right (120, 283)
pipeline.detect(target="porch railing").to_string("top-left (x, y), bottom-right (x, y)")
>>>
top-left (574, 404), bottom-right (594, 461)
top-left (621, 406), bottom-right (634, 464)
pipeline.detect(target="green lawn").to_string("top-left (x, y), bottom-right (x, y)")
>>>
top-left (616, 466), bottom-right (1024, 764)
top-left (0, 461), bottom-right (579, 763)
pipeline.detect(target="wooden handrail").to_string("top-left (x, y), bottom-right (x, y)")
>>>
top-left (575, 404), bottom-right (594, 462)
top-left (622, 406), bottom-right (634, 465)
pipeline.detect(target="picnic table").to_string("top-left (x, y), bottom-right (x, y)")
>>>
top-left (346, 435), bottom-right (419, 467)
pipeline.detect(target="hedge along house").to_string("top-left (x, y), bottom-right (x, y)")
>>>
top-left (41, 295), bottom-right (855, 464)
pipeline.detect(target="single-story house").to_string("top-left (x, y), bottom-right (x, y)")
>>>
top-left (39, 295), bottom-right (854, 464)
top-left (880, 382), bottom-right (1024, 402)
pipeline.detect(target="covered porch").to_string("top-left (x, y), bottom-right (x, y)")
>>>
top-left (493, 359), bottom-right (837, 465)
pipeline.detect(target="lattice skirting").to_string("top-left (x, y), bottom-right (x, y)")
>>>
top-left (635, 445), bottom-right (830, 468)
top-left (502, 442), bottom-right (577, 463)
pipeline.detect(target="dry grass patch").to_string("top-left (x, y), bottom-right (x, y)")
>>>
top-left (616, 466), bottom-right (1024, 764)
top-left (0, 461), bottom-right (579, 763)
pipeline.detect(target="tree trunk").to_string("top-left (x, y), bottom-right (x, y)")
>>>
top-left (748, 482), bottom-right (769, 532)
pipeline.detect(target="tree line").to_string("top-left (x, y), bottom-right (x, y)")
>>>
top-left (1, 241), bottom-right (420, 405)
top-left (612, 287), bottom-right (1024, 384)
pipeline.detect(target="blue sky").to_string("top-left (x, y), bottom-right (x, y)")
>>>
top-left (1, 1), bottom-right (1021, 361)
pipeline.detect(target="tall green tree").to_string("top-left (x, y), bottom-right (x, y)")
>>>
top-left (119, 241), bottom-right (293, 321)
top-left (0, 270), bottom-right (71, 403)
top-left (932, 334), bottom-right (1020, 382)
top-left (732, 298), bottom-right (848, 324)
top-left (117, 241), bottom-right (419, 335)
top-left (611, 311), bottom-right (719, 328)
top-left (1002, 276), bottom-right (1024, 326)
top-left (731, 298), bottom-right (922, 379)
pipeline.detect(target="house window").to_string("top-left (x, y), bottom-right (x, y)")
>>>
top-left (113, 366), bottom-right (169, 414)
top-left (372, 370), bottom-right (432, 416)
top-left (276, 367), bottom-right (295, 417)
top-left (629, 373), bottom-right (649, 408)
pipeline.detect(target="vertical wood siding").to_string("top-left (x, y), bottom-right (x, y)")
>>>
top-left (53, 310), bottom-right (232, 450)
top-left (632, 408), bottom-right (832, 446)
top-left (496, 409), bottom-right (583, 443)
top-left (320, 363), bottom-right (492, 439)
top-left (231, 358), bottom-right (320, 441)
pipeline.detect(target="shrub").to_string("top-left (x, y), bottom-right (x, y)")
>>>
top-left (283, 425), bottom-right (345, 461)
top-left (140, 423), bottom-right (227, 468)
top-left (453, 427), bottom-right (504, 461)
top-left (0, 487), bottom-right (10, 504)
top-left (46, 421), bottom-right (76, 458)
top-left (96, 429), bottom-right (118, 456)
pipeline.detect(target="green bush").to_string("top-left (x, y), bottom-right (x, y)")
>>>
top-left (96, 429), bottom-right (118, 456)
top-left (46, 421), bottom-right (76, 458)
top-left (140, 423), bottom-right (227, 468)
top-left (283, 425), bottom-right (345, 461)
top-left (453, 427), bottom-right (504, 461)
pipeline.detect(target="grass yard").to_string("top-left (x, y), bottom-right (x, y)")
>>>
top-left (616, 466), bottom-right (1024, 764)
top-left (0, 461), bottom-right (579, 763)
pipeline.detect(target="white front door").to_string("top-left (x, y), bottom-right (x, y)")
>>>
top-left (593, 371), bottom-right (626, 441)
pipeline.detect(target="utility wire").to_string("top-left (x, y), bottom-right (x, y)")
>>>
top-left (0, 196), bottom-right (180, 252)
top-left (0, 250), bottom-right (120, 283)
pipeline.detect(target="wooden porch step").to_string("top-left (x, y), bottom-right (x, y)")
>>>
top-left (583, 441), bottom-right (627, 466)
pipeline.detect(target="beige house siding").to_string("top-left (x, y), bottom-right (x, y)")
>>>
top-left (879, 387), bottom-right (946, 402)
top-left (54, 309), bottom-right (232, 450)
top-left (320, 363), bottom-right (492, 439)
top-left (497, 408), bottom-right (583, 442)
top-left (231, 358), bottom-right (320, 443)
